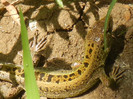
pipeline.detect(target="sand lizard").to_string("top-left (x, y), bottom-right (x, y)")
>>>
top-left (0, 18), bottom-right (122, 98)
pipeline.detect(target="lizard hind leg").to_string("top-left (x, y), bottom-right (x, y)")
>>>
top-left (0, 63), bottom-right (23, 69)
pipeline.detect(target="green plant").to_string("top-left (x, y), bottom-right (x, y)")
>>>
top-left (104, 0), bottom-right (117, 52)
top-left (19, 8), bottom-right (40, 99)
top-left (56, 0), bottom-right (64, 8)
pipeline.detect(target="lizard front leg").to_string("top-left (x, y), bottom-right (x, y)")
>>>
top-left (99, 66), bottom-right (125, 88)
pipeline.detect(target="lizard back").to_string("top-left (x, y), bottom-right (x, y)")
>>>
top-left (0, 17), bottom-right (112, 98)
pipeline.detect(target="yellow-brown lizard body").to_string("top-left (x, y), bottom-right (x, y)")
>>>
top-left (0, 18), bottom-right (113, 98)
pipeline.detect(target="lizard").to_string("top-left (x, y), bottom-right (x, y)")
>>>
top-left (0, 17), bottom-right (123, 98)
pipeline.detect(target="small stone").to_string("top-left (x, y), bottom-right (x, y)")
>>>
top-left (124, 10), bottom-right (131, 21)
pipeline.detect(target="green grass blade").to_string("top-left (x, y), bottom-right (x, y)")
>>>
top-left (104, 0), bottom-right (117, 52)
top-left (56, 0), bottom-right (64, 8)
top-left (19, 8), bottom-right (40, 99)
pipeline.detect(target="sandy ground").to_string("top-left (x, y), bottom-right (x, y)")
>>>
top-left (0, 0), bottom-right (133, 99)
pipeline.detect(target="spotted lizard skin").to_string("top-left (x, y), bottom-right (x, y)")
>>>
top-left (0, 18), bottom-right (113, 98)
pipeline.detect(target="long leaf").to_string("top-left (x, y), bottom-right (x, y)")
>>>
top-left (19, 8), bottom-right (40, 99)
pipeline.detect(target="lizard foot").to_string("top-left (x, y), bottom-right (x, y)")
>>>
top-left (30, 31), bottom-right (47, 66)
top-left (110, 66), bottom-right (125, 82)
top-left (30, 31), bottom-right (47, 53)
top-left (108, 65), bottom-right (126, 89)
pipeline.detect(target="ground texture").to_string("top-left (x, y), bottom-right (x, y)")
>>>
top-left (0, 0), bottom-right (133, 99)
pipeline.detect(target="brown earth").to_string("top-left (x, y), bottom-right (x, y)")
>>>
top-left (0, 0), bottom-right (133, 99)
